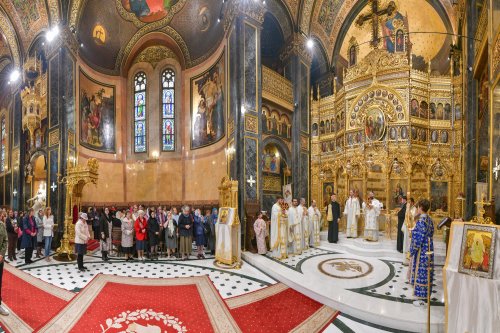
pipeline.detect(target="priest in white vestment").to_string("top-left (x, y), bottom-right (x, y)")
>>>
top-left (299, 198), bottom-right (310, 250)
top-left (287, 199), bottom-right (302, 255)
top-left (270, 196), bottom-right (288, 259)
top-left (344, 190), bottom-right (361, 238)
top-left (362, 192), bottom-right (383, 241)
top-left (308, 200), bottom-right (321, 247)
top-left (402, 197), bottom-right (417, 266)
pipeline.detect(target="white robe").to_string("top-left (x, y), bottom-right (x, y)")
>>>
top-left (300, 205), bottom-right (310, 250)
top-left (362, 198), bottom-right (382, 241)
top-left (270, 203), bottom-right (288, 259)
top-left (308, 206), bottom-right (321, 246)
top-left (344, 197), bottom-right (361, 238)
top-left (287, 206), bottom-right (302, 255)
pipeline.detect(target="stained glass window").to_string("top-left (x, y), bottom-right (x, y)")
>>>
top-left (161, 69), bottom-right (175, 151)
top-left (0, 116), bottom-right (5, 172)
top-left (134, 72), bottom-right (147, 153)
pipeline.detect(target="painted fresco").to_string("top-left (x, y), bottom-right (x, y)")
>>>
top-left (191, 52), bottom-right (225, 149)
top-left (317, 0), bottom-right (343, 35)
top-left (79, 70), bottom-right (116, 153)
top-left (430, 181), bottom-right (448, 212)
top-left (121, 0), bottom-right (179, 22)
top-left (12, 0), bottom-right (40, 32)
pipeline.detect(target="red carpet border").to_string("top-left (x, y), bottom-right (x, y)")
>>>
top-left (0, 263), bottom-right (74, 333)
top-left (1, 264), bottom-right (338, 332)
top-left (227, 283), bottom-right (339, 333)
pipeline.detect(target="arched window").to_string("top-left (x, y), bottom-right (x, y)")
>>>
top-left (0, 116), bottom-right (5, 172)
top-left (161, 69), bottom-right (175, 151)
top-left (133, 72), bottom-right (147, 153)
top-left (349, 45), bottom-right (357, 66)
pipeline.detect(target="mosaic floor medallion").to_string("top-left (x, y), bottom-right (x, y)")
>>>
top-left (318, 258), bottom-right (373, 279)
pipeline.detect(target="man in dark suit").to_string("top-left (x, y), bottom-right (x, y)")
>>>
top-left (326, 193), bottom-right (341, 243)
top-left (397, 195), bottom-right (407, 252)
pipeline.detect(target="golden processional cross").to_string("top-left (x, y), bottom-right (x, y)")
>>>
top-left (356, 0), bottom-right (397, 48)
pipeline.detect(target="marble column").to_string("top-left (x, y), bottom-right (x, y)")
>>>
top-left (281, 34), bottom-right (312, 202)
top-left (225, 0), bottom-right (265, 243)
top-left (464, 0), bottom-right (478, 220)
top-left (45, 29), bottom-right (78, 235)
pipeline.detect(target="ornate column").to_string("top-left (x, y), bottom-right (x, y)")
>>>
top-left (224, 0), bottom-right (265, 237)
top-left (281, 33), bottom-right (312, 202)
top-left (464, 0), bottom-right (479, 219)
top-left (45, 27), bottom-right (78, 234)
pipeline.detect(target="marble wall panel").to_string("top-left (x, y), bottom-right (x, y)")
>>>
top-left (245, 137), bottom-right (257, 199)
top-left (244, 23), bottom-right (257, 111)
top-left (49, 54), bottom-right (60, 128)
top-left (5, 173), bottom-right (11, 207)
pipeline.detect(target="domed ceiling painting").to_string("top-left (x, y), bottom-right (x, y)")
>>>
top-left (338, 0), bottom-right (452, 74)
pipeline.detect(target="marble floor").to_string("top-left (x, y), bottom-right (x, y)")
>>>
top-left (243, 233), bottom-right (445, 333)
top-left (7, 239), bottom-right (443, 333)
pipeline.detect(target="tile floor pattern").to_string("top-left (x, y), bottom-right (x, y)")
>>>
top-left (266, 247), bottom-right (445, 306)
top-left (19, 253), bottom-right (276, 299)
top-left (8, 248), bottom-right (430, 332)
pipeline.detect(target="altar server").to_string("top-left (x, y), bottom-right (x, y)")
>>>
top-left (410, 199), bottom-right (434, 306)
top-left (344, 190), bottom-right (360, 238)
top-left (270, 196), bottom-right (287, 259)
top-left (363, 192), bottom-right (383, 241)
top-left (308, 200), bottom-right (321, 246)
top-left (253, 212), bottom-right (267, 255)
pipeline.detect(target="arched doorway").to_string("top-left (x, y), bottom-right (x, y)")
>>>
top-left (25, 151), bottom-right (47, 211)
top-left (262, 140), bottom-right (291, 214)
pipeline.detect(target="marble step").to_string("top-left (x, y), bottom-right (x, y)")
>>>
top-left (319, 231), bottom-right (447, 265)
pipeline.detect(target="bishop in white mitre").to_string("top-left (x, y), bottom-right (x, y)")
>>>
top-left (299, 198), bottom-right (310, 250)
top-left (344, 189), bottom-right (361, 238)
top-left (362, 191), bottom-right (383, 241)
top-left (287, 198), bottom-right (302, 255)
top-left (270, 196), bottom-right (288, 259)
top-left (308, 200), bottom-right (321, 247)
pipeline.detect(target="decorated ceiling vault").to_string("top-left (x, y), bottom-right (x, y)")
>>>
top-left (0, 0), bottom-right (497, 240)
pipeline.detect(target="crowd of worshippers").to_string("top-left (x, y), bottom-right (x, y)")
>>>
top-left (73, 205), bottom-right (219, 271)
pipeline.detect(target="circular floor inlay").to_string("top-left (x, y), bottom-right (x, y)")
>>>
top-left (100, 309), bottom-right (187, 332)
top-left (318, 258), bottom-right (374, 279)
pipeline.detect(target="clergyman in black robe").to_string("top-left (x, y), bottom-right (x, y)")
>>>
top-left (397, 196), bottom-right (407, 252)
top-left (326, 194), bottom-right (341, 243)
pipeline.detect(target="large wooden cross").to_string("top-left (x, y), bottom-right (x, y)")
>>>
top-left (356, 0), bottom-right (397, 48)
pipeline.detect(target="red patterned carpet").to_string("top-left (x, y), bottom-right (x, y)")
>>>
top-left (1, 265), bottom-right (338, 333)
top-left (36, 274), bottom-right (240, 333)
top-left (0, 264), bottom-right (74, 333)
top-left (227, 283), bottom-right (338, 333)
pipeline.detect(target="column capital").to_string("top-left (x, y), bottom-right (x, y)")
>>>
top-left (280, 33), bottom-right (313, 65)
top-left (46, 26), bottom-right (79, 59)
top-left (224, 0), bottom-right (266, 31)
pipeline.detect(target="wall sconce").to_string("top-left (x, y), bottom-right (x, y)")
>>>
top-left (151, 150), bottom-right (159, 160)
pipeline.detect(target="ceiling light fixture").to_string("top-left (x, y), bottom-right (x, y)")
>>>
top-left (306, 39), bottom-right (314, 49)
top-left (46, 25), bottom-right (60, 42)
top-left (9, 69), bottom-right (20, 83)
